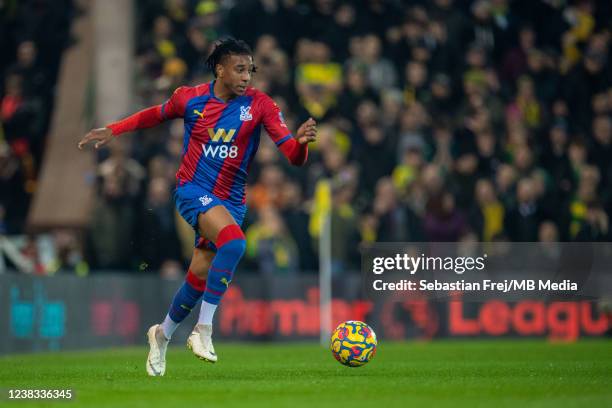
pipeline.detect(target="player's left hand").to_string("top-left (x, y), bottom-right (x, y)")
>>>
top-left (296, 117), bottom-right (317, 145)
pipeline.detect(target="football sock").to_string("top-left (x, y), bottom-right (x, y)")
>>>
top-left (166, 270), bottom-right (206, 334)
top-left (202, 225), bottom-right (246, 305)
top-left (160, 314), bottom-right (177, 340)
top-left (198, 301), bottom-right (218, 325)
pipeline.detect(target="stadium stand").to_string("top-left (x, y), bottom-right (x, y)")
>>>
top-left (1, 0), bottom-right (611, 274)
top-left (1, 0), bottom-right (77, 234)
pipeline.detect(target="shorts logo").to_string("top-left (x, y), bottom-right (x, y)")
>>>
top-left (199, 195), bottom-right (213, 206)
top-left (240, 106), bottom-right (252, 121)
top-left (279, 111), bottom-right (287, 128)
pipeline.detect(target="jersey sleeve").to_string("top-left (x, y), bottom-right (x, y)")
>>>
top-left (259, 93), bottom-right (293, 147)
top-left (106, 86), bottom-right (190, 136)
top-left (106, 105), bottom-right (164, 136)
top-left (161, 86), bottom-right (190, 119)
top-left (257, 92), bottom-right (308, 166)
top-left (278, 137), bottom-right (308, 166)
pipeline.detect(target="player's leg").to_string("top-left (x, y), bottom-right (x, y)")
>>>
top-left (146, 247), bottom-right (214, 376)
top-left (187, 205), bottom-right (246, 363)
top-left (197, 205), bottom-right (245, 316)
top-left (158, 247), bottom-right (214, 338)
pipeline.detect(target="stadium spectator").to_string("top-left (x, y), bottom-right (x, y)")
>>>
top-left (245, 206), bottom-right (299, 275)
top-left (424, 191), bottom-right (467, 242)
top-left (504, 177), bottom-right (542, 241)
top-left (89, 169), bottom-right (137, 270)
top-left (137, 177), bottom-right (182, 271)
top-left (470, 178), bottom-right (504, 241)
top-left (48, 229), bottom-right (89, 276)
top-left (374, 176), bottom-right (425, 242)
top-left (278, 180), bottom-right (317, 271)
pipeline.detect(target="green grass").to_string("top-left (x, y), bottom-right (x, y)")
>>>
top-left (0, 340), bottom-right (610, 407)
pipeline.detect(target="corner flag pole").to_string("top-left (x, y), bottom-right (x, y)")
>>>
top-left (319, 208), bottom-right (332, 346)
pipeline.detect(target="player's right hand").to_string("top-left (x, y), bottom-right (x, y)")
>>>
top-left (78, 127), bottom-right (114, 150)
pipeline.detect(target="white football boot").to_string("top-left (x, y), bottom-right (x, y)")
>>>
top-left (187, 324), bottom-right (218, 363)
top-left (146, 324), bottom-right (168, 376)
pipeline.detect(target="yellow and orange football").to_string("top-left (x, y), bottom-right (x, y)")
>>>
top-left (330, 321), bottom-right (377, 367)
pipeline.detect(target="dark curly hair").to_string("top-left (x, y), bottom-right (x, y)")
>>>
top-left (205, 38), bottom-right (256, 78)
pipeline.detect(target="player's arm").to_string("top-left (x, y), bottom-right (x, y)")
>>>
top-left (260, 95), bottom-right (316, 166)
top-left (78, 86), bottom-right (187, 150)
top-left (277, 118), bottom-right (316, 166)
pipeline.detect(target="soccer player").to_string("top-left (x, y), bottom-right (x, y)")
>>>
top-left (78, 38), bottom-right (316, 376)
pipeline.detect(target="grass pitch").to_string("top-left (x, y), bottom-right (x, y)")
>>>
top-left (0, 340), bottom-right (610, 407)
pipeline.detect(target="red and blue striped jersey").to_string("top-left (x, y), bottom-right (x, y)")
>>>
top-left (162, 81), bottom-right (292, 205)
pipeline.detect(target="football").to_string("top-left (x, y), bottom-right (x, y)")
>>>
top-left (330, 321), bottom-right (377, 367)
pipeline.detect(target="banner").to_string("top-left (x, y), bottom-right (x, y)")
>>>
top-left (0, 273), bottom-right (610, 355)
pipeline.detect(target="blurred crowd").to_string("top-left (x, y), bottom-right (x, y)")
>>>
top-left (3, 0), bottom-right (612, 275)
top-left (0, 0), bottom-right (76, 234)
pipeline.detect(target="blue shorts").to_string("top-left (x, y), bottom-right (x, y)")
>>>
top-left (174, 183), bottom-right (246, 251)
